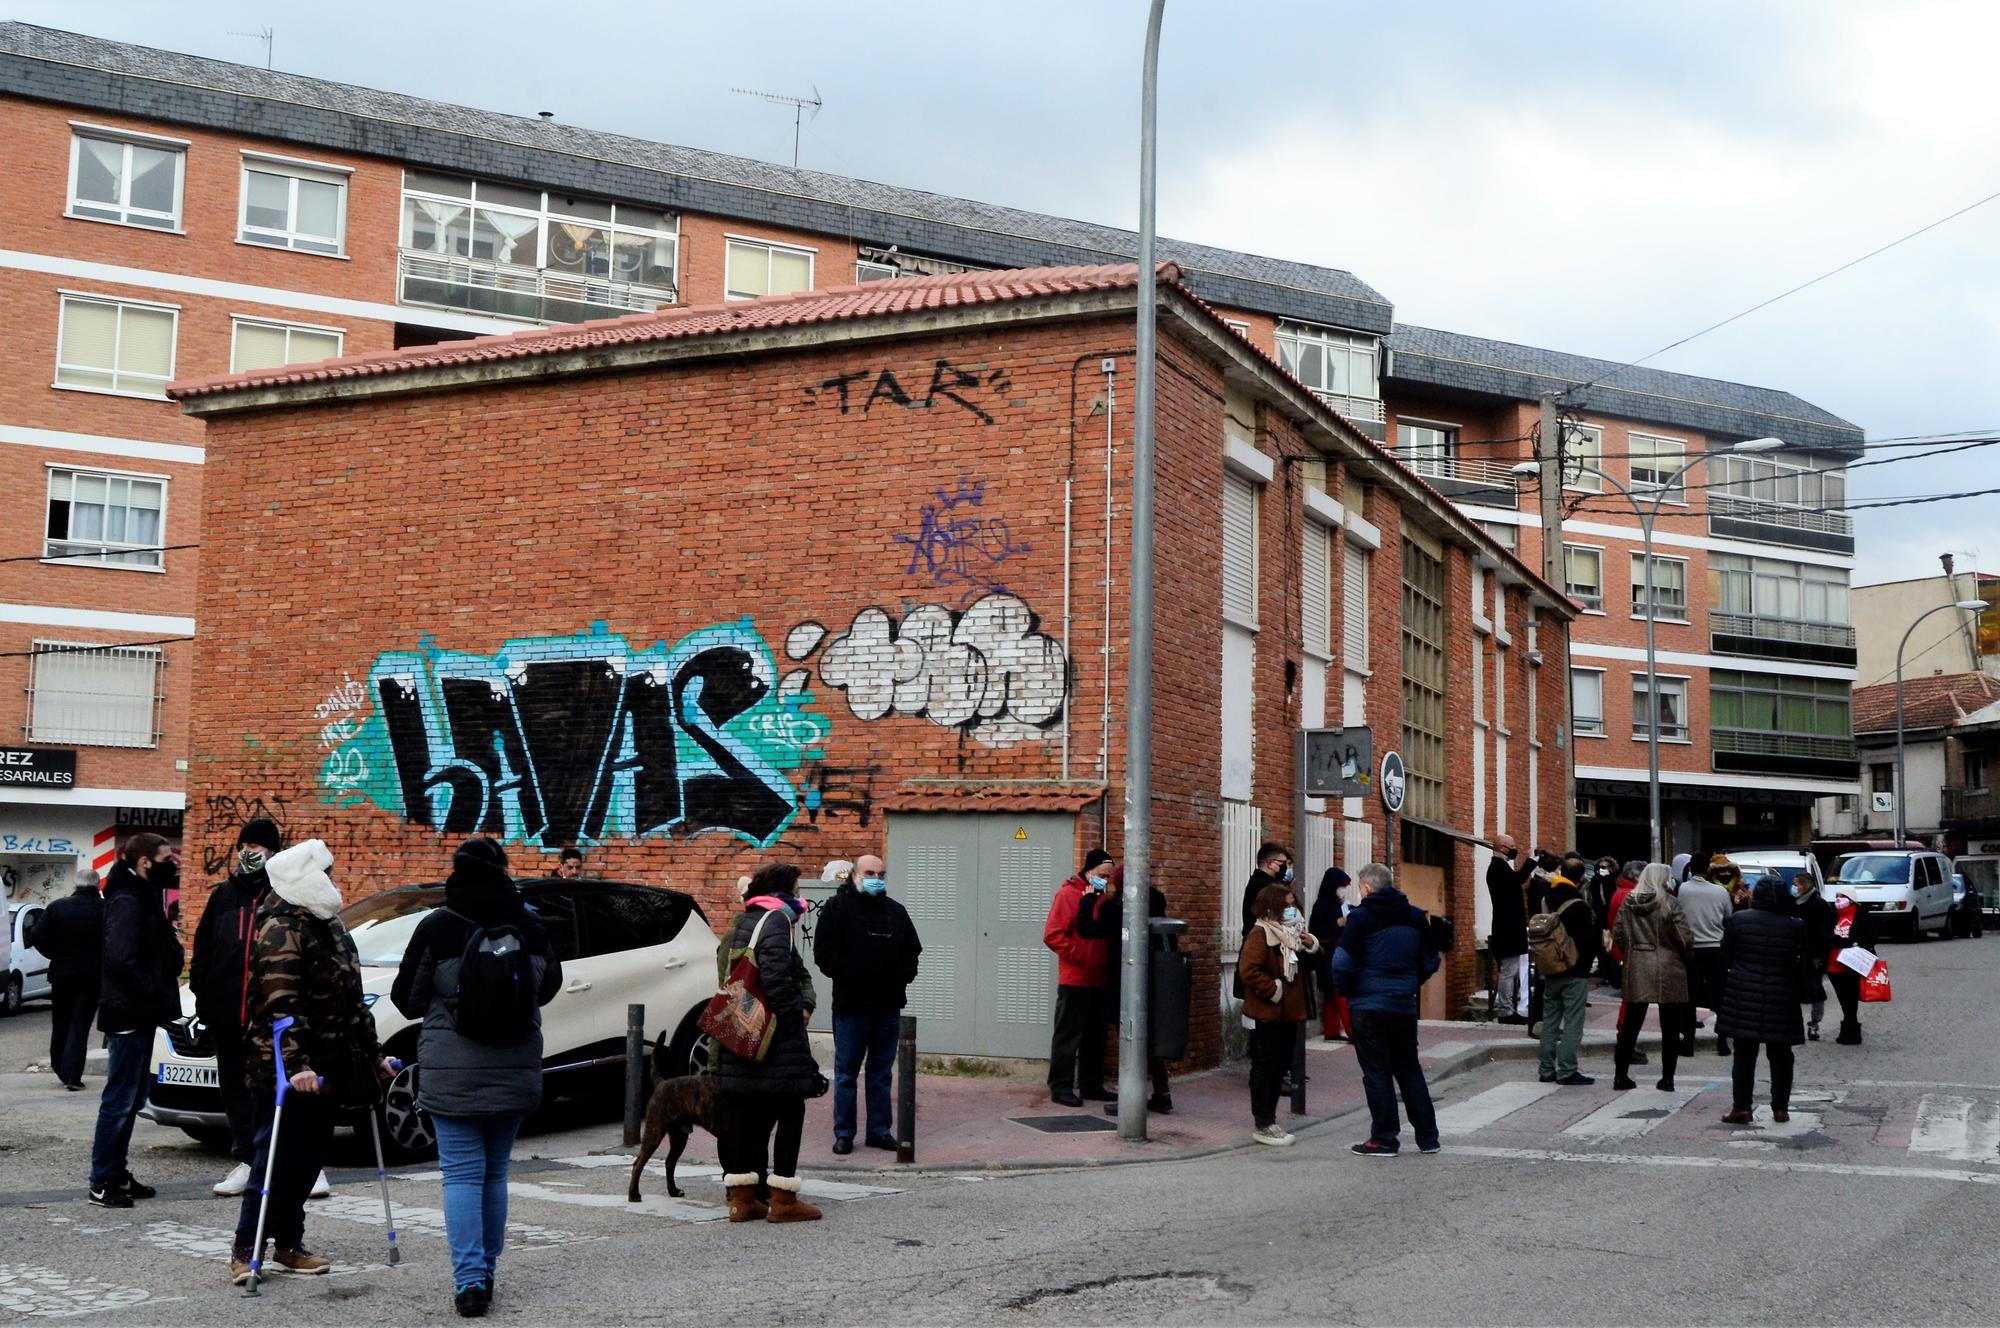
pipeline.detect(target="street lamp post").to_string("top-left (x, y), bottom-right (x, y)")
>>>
top-left (1894, 599), bottom-right (1990, 845)
top-left (1514, 437), bottom-right (1784, 863)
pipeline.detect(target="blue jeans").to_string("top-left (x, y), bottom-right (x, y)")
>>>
top-left (88, 1028), bottom-right (153, 1190)
top-left (434, 1113), bottom-right (523, 1291)
top-left (832, 1012), bottom-right (900, 1143)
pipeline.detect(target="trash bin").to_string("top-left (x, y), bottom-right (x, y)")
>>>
top-left (1148, 918), bottom-right (1192, 1062)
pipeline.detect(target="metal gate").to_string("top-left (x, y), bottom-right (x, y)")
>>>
top-left (886, 812), bottom-right (1074, 1058)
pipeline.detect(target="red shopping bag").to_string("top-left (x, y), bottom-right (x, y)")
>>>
top-left (1858, 957), bottom-right (1892, 1003)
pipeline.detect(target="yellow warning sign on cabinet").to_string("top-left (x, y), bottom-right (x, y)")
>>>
top-left (1014, 827), bottom-right (1028, 840)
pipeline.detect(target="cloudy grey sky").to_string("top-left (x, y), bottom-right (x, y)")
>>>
top-left (22, 0), bottom-right (1998, 584)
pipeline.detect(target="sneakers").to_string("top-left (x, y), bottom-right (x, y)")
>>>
top-left (87, 1186), bottom-right (133, 1209)
top-left (308, 1170), bottom-right (332, 1199)
top-left (1557, 1073), bottom-right (1596, 1087)
top-left (214, 1162), bottom-right (253, 1197)
top-left (1418, 1141), bottom-right (1442, 1155)
top-left (120, 1177), bottom-right (156, 1200)
top-left (454, 1283), bottom-right (491, 1318)
top-left (1349, 1140), bottom-right (1400, 1157)
top-left (1807, 1023), bottom-right (1822, 1042)
top-left (1538, 1072), bottom-right (1557, 1083)
top-left (1252, 1124), bottom-right (1296, 1147)
top-left (275, 1246), bottom-right (330, 1275)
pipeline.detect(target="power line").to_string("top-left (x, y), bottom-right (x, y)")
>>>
top-left (0, 544), bottom-right (197, 566)
top-left (1385, 431), bottom-right (2000, 463)
top-left (0, 635), bottom-right (194, 660)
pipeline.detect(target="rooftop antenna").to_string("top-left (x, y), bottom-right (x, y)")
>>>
top-left (731, 85), bottom-right (822, 169)
top-left (229, 27), bottom-right (274, 70)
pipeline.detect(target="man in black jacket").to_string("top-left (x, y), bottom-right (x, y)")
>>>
top-left (1485, 835), bottom-right (1534, 1024)
top-left (1239, 843), bottom-right (1294, 941)
top-left (1534, 855), bottom-right (1601, 1087)
top-left (33, 867), bottom-right (104, 1090)
top-left (189, 817), bottom-right (283, 1196)
top-left (88, 833), bottom-right (183, 1208)
top-left (812, 854), bottom-right (921, 1155)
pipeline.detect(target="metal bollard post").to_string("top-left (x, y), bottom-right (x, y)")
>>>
top-left (896, 1015), bottom-right (917, 1164)
top-left (622, 1003), bottom-right (645, 1148)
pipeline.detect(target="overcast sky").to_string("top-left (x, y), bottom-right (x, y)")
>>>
top-left (21, 1), bottom-right (1999, 587)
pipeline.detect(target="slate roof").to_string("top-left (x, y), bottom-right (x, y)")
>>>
top-left (0, 22), bottom-right (1393, 334)
top-left (1384, 324), bottom-right (1865, 458)
top-left (1852, 672), bottom-right (2000, 736)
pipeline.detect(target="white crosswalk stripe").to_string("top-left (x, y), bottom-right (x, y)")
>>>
top-left (1561, 1084), bottom-right (1705, 1144)
top-left (1434, 1081), bottom-right (1560, 1136)
top-left (1909, 1094), bottom-right (2000, 1164)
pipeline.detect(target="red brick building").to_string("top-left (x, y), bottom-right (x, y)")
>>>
top-left (170, 265), bottom-right (1575, 1064)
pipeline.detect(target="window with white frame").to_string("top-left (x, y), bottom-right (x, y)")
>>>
top-left (1709, 554), bottom-right (1850, 625)
top-left (1302, 520), bottom-right (1333, 660)
top-left (1397, 421), bottom-right (1457, 479)
top-left (1274, 321), bottom-right (1378, 401)
top-left (68, 129), bottom-right (184, 229)
top-left (1563, 544), bottom-right (1604, 612)
top-left (1222, 318), bottom-right (1251, 337)
top-left (45, 467), bottom-right (166, 568)
top-left (1571, 668), bottom-right (1605, 737)
top-left (230, 318), bottom-right (344, 372)
top-left (1630, 432), bottom-right (1687, 500)
top-left (1632, 674), bottom-right (1690, 742)
top-left (1562, 422), bottom-right (1604, 491)
top-left (55, 294), bottom-right (176, 398)
top-left (1222, 473), bottom-right (1260, 628)
top-left (1342, 542), bottom-right (1370, 667)
top-left (240, 155), bottom-right (348, 254)
top-left (855, 259), bottom-right (899, 282)
top-left (1477, 519), bottom-right (1518, 551)
top-left (726, 237), bottom-right (814, 300)
top-left (1630, 552), bottom-right (1688, 621)
top-left (28, 640), bottom-right (163, 747)
top-left (400, 172), bottom-right (681, 300)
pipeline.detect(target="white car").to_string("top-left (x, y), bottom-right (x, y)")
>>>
top-left (1834, 850), bottom-right (1956, 942)
top-left (1726, 848), bottom-right (1828, 901)
top-left (142, 878), bottom-right (720, 1159)
top-left (3, 901), bottom-right (53, 1015)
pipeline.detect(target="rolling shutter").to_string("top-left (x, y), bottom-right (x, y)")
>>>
top-left (1342, 543), bottom-right (1370, 666)
top-left (1302, 521), bottom-right (1331, 659)
top-left (1222, 474), bottom-right (1259, 627)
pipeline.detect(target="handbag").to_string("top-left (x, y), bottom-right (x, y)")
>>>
top-left (1858, 957), bottom-right (1892, 1003)
top-left (698, 911), bottom-right (779, 1061)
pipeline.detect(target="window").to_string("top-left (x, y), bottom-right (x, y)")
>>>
top-left (1713, 453), bottom-right (1847, 510)
top-left (1397, 421), bottom-right (1457, 479)
top-left (1342, 542), bottom-right (1370, 668)
top-left (523, 893), bottom-right (581, 962)
top-left (239, 156), bottom-right (348, 254)
top-left (1562, 423), bottom-right (1603, 491)
top-left (1630, 432), bottom-right (1687, 500)
top-left (1400, 536), bottom-right (1448, 825)
top-left (55, 295), bottom-right (176, 398)
top-left (1221, 473), bottom-right (1260, 628)
top-left (576, 889), bottom-right (692, 955)
top-left (28, 641), bottom-right (163, 747)
top-left (1302, 520), bottom-right (1333, 660)
top-left (1563, 545), bottom-right (1604, 612)
top-left (1632, 674), bottom-right (1690, 741)
top-left (855, 259), bottom-right (899, 282)
top-left (1709, 671), bottom-right (1851, 740)
top-left (67, 129), bottom-right (184, 229)
top-left (1709, 555), bottom-right (1850, 625)
top-left (1871, 763), bottom-right (1894, 794)
top-left (854, 246), bottom-right (984, 280)
top-left (46, 467), bottom-right (166, 568)
top-left (1477, 520), bottom-right (1518, 552)
top-left (1274, 321), bottom-right (1378, 402)
top-left (1223, 318), bottom-right (1251, 337)
top-left (725, 237), bottom-right (814, 300)
top-left (1967, 750), bottom-right (1989, 791)
top-left (1571, 668), bottom-right (1605, 737)
top-left (231, 318), bottom-right (344, 372)
top-left (1631, 553), bottom-right (1688, 621)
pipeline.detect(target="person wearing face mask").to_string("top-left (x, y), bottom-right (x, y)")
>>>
top-left (1825, 891), bottom-right (1877, 1045)
top-left (1238, 883), bottom-right (1321, 1146)
top-left (812, 853), bottom-right (922, 1155)
top-left (1791, 873), bottom-right (1836, 1041)
top-left (1588, 857), bottom-right (1624, 986)
top-left (1077, 865), bottom-right (1176, 1112)
top-left (1484, 836), bottom-right (1535, 1025)
top-left (87, 833), bottom-right (185, 1208)
top-left (1043, 849), bottom-right (1116, 1107)
top-left (1240, 843), bottom-right (1295, 943)
top-left (1334, 863), bottom-right (1442, 1156)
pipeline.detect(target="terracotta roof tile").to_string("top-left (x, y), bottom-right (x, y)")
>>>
top-left (1853, 671), bottom-right (2000, 735)
top-left (881, 788), bottom-right (1105, 815)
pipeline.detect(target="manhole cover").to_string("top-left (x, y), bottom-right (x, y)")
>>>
top-left (1009, 1114), bottom-right (1117, 1134)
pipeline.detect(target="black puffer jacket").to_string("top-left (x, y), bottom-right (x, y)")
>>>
top-left (812, 886), bottom-right (921, 1016)
top-left (1717, 888), bottom-right (1807, 1046)
top-left (190, 869), bottom-right (269, 1029)
top-left (712, 902), bottom-right (822, 1098)
top-left (1794, 889), bottom-right (1836, 1003)
top-left (97, 860), bottom-right (183, 1033)
top-left (33, 884), bottom-right (104, 988)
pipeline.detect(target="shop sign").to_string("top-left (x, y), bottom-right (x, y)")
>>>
top-left (0, 748), bottom-right (75, 788)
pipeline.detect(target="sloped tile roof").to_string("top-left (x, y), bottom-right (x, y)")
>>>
top-left (1852, 672), bottom-right (2000, 735)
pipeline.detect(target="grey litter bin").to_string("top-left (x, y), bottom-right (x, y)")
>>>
top-left (1148, 917), bottom-right (1192, 1062)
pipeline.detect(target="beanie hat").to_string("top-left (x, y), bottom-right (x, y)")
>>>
top-left (236, 818), bottom-right (283, 854)
top-left (1083, 848), bottom-right (1113, 873)
top-left (454, 837), bottom-right (509, 873)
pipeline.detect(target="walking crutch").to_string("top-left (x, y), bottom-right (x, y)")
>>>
top-left (366, 1058), bottom-right (403, 1265)
top-left (243, 1014), bottom-right (311, 1297)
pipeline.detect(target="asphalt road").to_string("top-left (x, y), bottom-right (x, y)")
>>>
top-left (0, 929), bottom-right (1994, 1326)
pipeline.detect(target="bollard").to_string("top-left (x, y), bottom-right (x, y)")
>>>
top-left (896, 1014), bottom-right (917, 1164)
top-left (622, 1003), bottom-right (645, 1147)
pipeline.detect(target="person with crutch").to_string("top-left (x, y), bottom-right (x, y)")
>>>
top-left (230, 840), bottom-right (392, 1286)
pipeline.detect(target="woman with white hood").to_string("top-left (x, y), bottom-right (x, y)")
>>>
top-left (230, 839), bottom-right (393, 1286)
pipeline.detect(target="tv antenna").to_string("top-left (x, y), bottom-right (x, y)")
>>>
top-left (229, 27), bottom-right (274, 70)
top-left (731, 85), bottom-right (821, 169)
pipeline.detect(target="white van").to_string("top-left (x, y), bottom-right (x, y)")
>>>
top-left (1726, 849), bottom-right (1828, 901)
top-left (1833, 850), bottom-right (1956, 941)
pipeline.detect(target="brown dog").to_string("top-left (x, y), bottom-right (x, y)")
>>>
top-left (628, 1074), bottom-right (724, 1201)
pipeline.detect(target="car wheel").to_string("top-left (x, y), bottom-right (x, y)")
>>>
top-left (660, 1007), bottom-right (713, 1083)
top-left (377, 1062), bottom-right (436, 1163)
top-left (1, 974), bottom-right (20, 1016)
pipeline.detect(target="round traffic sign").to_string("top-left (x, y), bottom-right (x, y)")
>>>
top-left (1379, 750), bottom-right (1407, 814)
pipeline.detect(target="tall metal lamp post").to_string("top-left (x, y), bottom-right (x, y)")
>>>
top-left (1513, 436), bottom-right (1784, 862)
top-left (1895, 599), bottom-right (1990, 844)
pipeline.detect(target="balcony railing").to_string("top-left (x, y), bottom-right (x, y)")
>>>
top-left (1711, 727), bottom-right (1858, 777)
top-left (1307, 388), bottom-right (1386, 424)
top-left (1707, 492), bottom-right (1855, 552)
top-left (1402, 453), bottom-right (1518, 508)
top-left (1943, 786), bottom-right (2000, 823)
top-left (1710, 610), bottom-right (1859, 665)
top-left (398, 250), bottom-right (677, 325)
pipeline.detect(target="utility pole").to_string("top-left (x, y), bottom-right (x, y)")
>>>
top-left (1537, 392), bottom-right (1563, 590)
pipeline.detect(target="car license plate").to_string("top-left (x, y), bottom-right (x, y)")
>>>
top-left (157, 1059), bottom-right (218, 1088)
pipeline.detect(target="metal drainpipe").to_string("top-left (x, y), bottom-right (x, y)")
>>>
top-left (1101, 359), bottom-right (1116, 788)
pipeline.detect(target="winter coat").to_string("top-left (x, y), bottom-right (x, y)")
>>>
top-left (33, 885), bottom-right (103, 989)
top-left (1606, 882), bottom-right (1637, 960)
top-left (1827, 901), bottom-right (1878, 974)
top-left (1677, 877), bottom-right (1735, 948)
top-left (1485, 856), bottom-right (1533, 958)
top-left (1611, 888), bottom-right (1692, 1005)
top-left (812, 885), bottom-right (922, 1016)
top-left (1794, 890), bottom-right (1836, 1003)
top-left (1308, 881), bottom-right (1349, 986)
top-left (1043, 876), bottom-right (1111, 988)
top-left (1536, 882), bottom-right (1600, 980)
top-left (97, 860), bottom-right (183, 1033)
top-left (1331, 886), bottom-right (1440, 1016)
top-left (1238, 924), bottom-right (1321, 1022)
top-left (244, 841), bottom-right (384, 1108)
top-left (712, 902), bottom-right (823, 1098)
top-left (1717, 900), bottom-right (1807, 1047)
top-left (390, 868), bottom-right (561, 1118)
top-left (189, 869), bottom-right (269, 1030)
top-left (1240, 869), bottom-right (1287, 940)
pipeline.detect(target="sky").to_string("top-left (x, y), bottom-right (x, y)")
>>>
top-left (17, 0), bottom-right (2000, 585)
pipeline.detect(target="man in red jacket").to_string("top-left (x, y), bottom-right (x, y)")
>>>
top-left (1043, 849), bottom-right (1115, 1107)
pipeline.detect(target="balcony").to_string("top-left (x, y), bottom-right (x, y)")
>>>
top-left (1710, 611), bottom-right (1858, 667)
top-left (1707, 492), bottom-right (1855, 554)
top-left (1307, 389), bottom-right (1388, 441)
top-left (398, 250), bottom-right (677, 326)
top-left (1711, 728), bottom-right (1858, 779)
top-left (1943, 786), bottom-right (2000, 826)
top-left (1400, 454), bottom-right (1517, 507)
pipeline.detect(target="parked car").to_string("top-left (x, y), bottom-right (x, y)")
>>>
top-left (141, 877), bottom-right (719, 1159)
top-left (1833, 850), bottom-right (1956, 941)
top-left (1725, 848), bottom-right (1828, 901)
top-left (3, 900), bottom-right (52, 1015)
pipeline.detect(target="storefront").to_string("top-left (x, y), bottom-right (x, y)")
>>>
top-left (0, 745), bottom-right (183, 908)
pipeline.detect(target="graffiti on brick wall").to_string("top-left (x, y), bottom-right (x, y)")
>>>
top-left (893, 477), bottom-right (1030, 601)
top-left (802, 359), bottom-right (1013, 426)
top-left (808, 593), bottom-right (1068, 745)
top-left (320, 621), bottom-right (832, 851)
top-left (200, 794), bottom-right (291, 875)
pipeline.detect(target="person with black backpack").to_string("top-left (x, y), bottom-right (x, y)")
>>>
top-left (389, 839), bottom-right (561, 1319)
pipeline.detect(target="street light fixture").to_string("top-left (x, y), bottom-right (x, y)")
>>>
top-left (1894, 599), bottom-right (1991, 845)
top-left (1514, 436), bottom-right (1788, 861)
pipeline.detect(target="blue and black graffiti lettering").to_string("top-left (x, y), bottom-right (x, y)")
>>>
top-left (893, 477), bottom-right (1030, 600)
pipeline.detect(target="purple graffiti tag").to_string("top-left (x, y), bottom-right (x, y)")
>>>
top-left (892, 478), bottom-right (1030, 602)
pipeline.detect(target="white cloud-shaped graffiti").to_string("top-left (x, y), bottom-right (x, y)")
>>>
top-left (818, 594), bottom-right (1068, 745)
